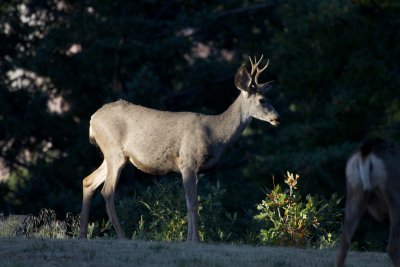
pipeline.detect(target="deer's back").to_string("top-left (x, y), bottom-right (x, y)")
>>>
top-left (89, 100), bottom-right (220, 174)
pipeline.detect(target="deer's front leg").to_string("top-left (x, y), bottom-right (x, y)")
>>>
top-left (181, 168), bottom-right (200, 242)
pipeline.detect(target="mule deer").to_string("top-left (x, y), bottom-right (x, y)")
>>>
top-left (79, 56), bottom-right (279, 242)
top-left (336, 138), bottom-right (400, 267)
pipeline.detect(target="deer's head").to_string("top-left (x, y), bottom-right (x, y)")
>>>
top-left (235, 55), bottom-right (280, 126)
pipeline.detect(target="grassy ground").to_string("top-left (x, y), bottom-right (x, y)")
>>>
top-left (0, 237), bottom-right (391, 267)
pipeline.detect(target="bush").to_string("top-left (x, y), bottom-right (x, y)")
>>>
top-left (116, 178), bottom-right (237, 242)
top-left (254, 172), bottom-right (342, 248)
top-left (0, 214), bottom-right (28, 237)
top-left (0, 209), bottom-right (80, 238)
top-left (1, 174), bottom-right (342, 247)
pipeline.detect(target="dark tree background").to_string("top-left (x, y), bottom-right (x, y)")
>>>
top-left (1, 0), bottom-right (400, 246)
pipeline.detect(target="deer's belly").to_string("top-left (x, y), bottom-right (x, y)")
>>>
top-left (128, 154), bottom-right (180, 175)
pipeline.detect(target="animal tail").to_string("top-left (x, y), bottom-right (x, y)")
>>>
top-left (89, 125), bottom-right (97, 146)
top-left (358, 155), bottom-right (372, 191)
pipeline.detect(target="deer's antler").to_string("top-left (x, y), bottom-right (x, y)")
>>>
top-left (248, 55), bottom-right (269, 84)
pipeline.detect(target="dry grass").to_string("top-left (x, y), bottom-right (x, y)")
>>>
top-left (0, 237), bottom-right (391, 267)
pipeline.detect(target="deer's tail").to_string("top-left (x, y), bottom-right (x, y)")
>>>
top-left (346, 152), bottom-right (372, 191)
top-left (89, 125), bottom-right (97, 146)
top-left (356, 137), bottom-right (387, 191)
top-left (358, 156), bottom-right (372, 191)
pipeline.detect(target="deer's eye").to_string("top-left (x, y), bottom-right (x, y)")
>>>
top-left (259, 98), bottom-right (266, 104)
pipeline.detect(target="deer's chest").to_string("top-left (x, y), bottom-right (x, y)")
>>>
top-left (196, 146), bottom-right (225, 172)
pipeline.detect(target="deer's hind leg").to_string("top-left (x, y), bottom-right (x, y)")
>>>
top-left (101, 148), bottom-right (127, 239)
top-left (335, 184), bottom-right (369, 267)
top-left (79, 160), bottom-right (107, 238)
top-left (387, 191), bottom-right (400, 267)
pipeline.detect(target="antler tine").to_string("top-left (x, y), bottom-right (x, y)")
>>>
top-left (249, 56), bottom-right (256, 75)
top-left (255, 58), bottom-right (269, 84)
top-left (255, 54), bottom-right (264, 66)
top-left (248, 56), bottom-right (254, 66)
top-left (252, 55), bottom-right (264, 76)
top-left (260, 59), bottom-right (269, 72)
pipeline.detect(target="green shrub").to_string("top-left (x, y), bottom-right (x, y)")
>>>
top-left (198, 181), bottom-right (238, 242)
top-left (117, 178), bottom-right (237, 242)
top-left (117, 179), bottom-right (187, 241)
top-left (0, 214), bottom-right (28, 237)
top-left (85, 219), bottom-right (114, 239)
top-left (0, 209), bottom-right (81, 238)
top-left (21, 209), bottom-right (81, 238)
top-left (254, 172), bottom-right (342, 248)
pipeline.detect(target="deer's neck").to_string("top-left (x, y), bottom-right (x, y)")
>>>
top-left (212, 93), bottom-right (252, 145)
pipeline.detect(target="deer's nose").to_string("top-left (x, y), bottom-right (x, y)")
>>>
top-left (270, 116), bottom-right (280, 126)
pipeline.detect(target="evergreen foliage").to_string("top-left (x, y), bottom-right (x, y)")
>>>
top-left (1, 0), bottom-right (399, 249)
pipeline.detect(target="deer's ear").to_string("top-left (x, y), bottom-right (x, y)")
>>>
top-left (235, 64), bottom-right (252, 92)
top-left (258, 81), bottom-right (274, 95)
